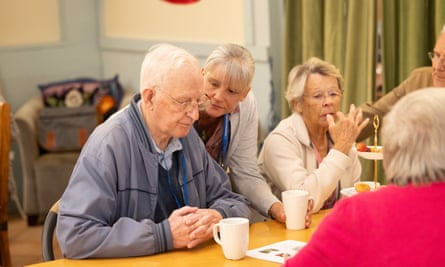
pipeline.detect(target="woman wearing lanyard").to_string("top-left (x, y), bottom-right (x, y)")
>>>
top-left (258, 57), bottom-right (368, 213)
top-left (195, 43), bottom-right (289, 223)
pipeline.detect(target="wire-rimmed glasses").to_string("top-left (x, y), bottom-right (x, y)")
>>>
top-left (303, 90), bottom-right (343, 103)
top-left (428, 51), bottom-right (445, 65)
top-left (163, 91), bottom-right (211, 112)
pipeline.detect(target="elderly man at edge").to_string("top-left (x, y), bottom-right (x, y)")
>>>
top-left (357, 24), bottom-right (445, 141)
top-left (56, 44), bottom-right (250, 259)
top-left (284, 88), bottom-right (445, 266)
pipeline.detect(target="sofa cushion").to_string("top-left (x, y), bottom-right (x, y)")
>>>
top-left (38, 75), bottom-right (124, 113)
top-left (37, 75), bottom-right (125, 152)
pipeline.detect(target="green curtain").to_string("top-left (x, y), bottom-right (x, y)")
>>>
top-left (381, 0), bottom-right (445, 94)
top-left (283, 0), bottom-right (377, 117)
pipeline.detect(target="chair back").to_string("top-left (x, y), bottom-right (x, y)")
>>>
top-left (41, 199), bottom-right (60, 261)
top-left (0, 100), bottom-right (12, 267)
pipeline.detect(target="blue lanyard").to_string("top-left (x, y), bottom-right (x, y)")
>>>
top-left (180, 149), bottom-right (189, 206)
top-left (219, 114), bottom-right (230, 168)
top-left (165, 145), bottom-right (189, 208)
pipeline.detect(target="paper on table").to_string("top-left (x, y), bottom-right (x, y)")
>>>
top-left (246, 240), bottom-right (306, 264)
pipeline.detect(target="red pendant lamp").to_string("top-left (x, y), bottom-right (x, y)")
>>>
top-left (163, 0), bottom-right (199, 4)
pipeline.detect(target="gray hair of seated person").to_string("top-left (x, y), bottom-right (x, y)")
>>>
top-left (285, 57), bottom-right (344, 109)
top-left (139, 43), bottom-right (200, 93)
top-left (382, 87), bottom-right (445, 186)
top-left (203, 43), bottom-right (255, 94)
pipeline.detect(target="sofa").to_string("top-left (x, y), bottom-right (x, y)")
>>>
top-left (15, 90), bottom-right (134, 225)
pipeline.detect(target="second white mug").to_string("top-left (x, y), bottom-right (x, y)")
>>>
top-left (213, 217), bottom-right (249, 260)
top-left (282, 189), bottom-right (310, 230)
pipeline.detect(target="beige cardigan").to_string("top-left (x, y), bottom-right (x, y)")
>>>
top-left (258, 113), bottom-right (361, 212)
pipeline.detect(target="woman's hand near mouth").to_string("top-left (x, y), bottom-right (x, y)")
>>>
top-left (327, 104), bottom-right (369, 155)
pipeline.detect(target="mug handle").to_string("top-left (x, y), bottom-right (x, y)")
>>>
top-left (213, 223), bottom-right (222, 245)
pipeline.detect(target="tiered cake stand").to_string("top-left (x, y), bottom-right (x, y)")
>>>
top-left (356, 115), bottom-right (382, 187)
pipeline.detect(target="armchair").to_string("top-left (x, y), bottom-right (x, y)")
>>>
top-left (15, 91), bottom-right (134, 225)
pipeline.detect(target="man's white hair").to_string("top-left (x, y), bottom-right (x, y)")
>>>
top-left (442, 24), bottom-right (445, 33)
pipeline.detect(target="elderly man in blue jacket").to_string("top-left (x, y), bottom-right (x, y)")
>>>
top-left (56, 43), bottom-right (251, 259)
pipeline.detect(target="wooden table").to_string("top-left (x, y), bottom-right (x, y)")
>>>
top-left (26, 209), bottom-right (331, 267)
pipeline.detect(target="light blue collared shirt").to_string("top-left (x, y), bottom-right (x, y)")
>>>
top-left (138, 99), bottom-right (182, 170)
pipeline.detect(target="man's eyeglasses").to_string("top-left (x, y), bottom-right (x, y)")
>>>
top-left (428, 51), bottom-right (445, 65)
top-left (303, 90), bottom-right (343, 103)
top-left (163, 91), bottom-right (210, 112)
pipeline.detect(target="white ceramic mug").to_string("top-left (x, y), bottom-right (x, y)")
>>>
top-left (282, 189), bottom-right (310, 230)
top-left (213, 217), bottom-right (249, 260)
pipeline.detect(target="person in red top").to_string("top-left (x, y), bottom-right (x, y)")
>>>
top-left (283, 87), bottom-right (445, 267)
